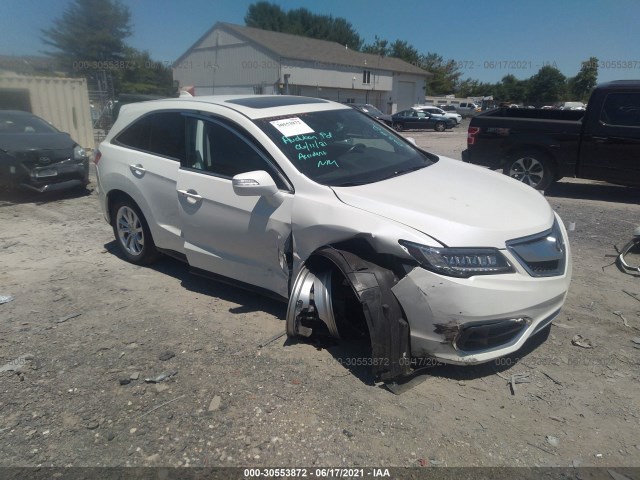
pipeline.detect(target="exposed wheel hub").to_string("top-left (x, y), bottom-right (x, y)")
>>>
top-left (286, 267), bottom-right (339, 338)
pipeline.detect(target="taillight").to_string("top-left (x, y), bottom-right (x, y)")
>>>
top-left (93, 149), bottom-right (102, 165)
top-left (467, 127), bottom-right (480, 145)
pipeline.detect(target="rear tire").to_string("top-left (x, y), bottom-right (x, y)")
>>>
top-left (111, 200), bottom-right (159, 265)
top-left (503, 151), bottom-right (555, 190)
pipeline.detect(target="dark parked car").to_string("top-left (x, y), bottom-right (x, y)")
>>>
top-left (391, 109), bottom-right (456, 132)
top-left (347, 103), bottom-right (393, 126)
top-left (0, 110), bottom-right (89, 193)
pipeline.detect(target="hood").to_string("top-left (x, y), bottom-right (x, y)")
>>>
top-left (0, 133), bottom-right (76, 153)
top-left (331, 157), bottom-right (555, 248)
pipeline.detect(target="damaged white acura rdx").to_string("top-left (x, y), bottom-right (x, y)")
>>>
top-left (95, 94), bottom-right (571, 382)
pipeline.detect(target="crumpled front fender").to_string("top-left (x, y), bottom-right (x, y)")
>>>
top-left (289, 246), bottom-right (412, 382)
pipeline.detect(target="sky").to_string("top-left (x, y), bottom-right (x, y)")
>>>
top-left (0, 0), bottom-right (639, 85)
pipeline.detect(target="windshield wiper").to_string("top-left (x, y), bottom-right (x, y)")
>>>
top-left (380, 164), bottom-right (427, 180)
top-left (332, 164), bottom-right (428, 187)
top-left (332, 179), bottom-right (373, 187)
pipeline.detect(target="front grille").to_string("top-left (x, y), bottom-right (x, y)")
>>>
top-left (506, 220), bottom-right (567, 277)
top-left (15, 149), bottom-right (71, 169)
top-left (455, 318), bottom-right (528, 352)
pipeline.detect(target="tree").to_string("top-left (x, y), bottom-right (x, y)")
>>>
top-left (41, 0), bottom-right (132, 73)
top-left (527, 66), bottom-right (567, 104)
top-left (419, 53), bottom-right (462, 95)
top-left (245, 2), bottom-right (362, 49)
top-left (568, 57), bottom-right (598, 101)
top-left (42, 0), bottom-right (175, 97)
top-left (119, 48), bottom-right (176, 96)
top-left (498, 74), bottom-right (528, 104)
top-left (245, 2), bottom-right (288, 31)
top-left (457, 78), bottom-right (496, 98)
top-left (388, 40), bottom-right (420, 65)
top-left (323, 17), bottom-right (362, 50)
top-left (361, 35), bottom-right (389, 56)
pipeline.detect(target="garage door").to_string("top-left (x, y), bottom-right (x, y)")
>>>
top-left (397, 81), bottom-right (416, 111)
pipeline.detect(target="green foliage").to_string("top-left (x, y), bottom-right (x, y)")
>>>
top-left (41, 0), bottom-right (132, 73)
top-left (527, 66), bottom-right (567, 104)
top-left (244, 1), bottom-right (288, 31)
top-left (361, 36), bottom-right (389, 56)
top-left (456, 78), bottom-right (494, 98)
top-left (388, 40), bottom-right (420, 65)
top-left (245, 2), bottom-right (362, 49)
top-left (419, 53), bottom-right (462, 95)
top-left (568, 57), bottom-right (598, 102)
top-left (41, 0), bottom-right (175, 97)
top-left (496, 74), bottom-right (528, 104)
top-left (120, 48), bottom-right (176, 96)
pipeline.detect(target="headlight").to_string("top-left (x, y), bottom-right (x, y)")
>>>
top-left (399, 240), bottom-right (515, 278)
top-left (73, 145), bottom-right (88, 161)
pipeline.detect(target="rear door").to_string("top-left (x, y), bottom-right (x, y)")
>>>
top-left (579, 92), bottom-right (640, 185)
top-left (176, 114), bottom-right (293, 298)
top-left (110, 111), bottom-right (183, 252)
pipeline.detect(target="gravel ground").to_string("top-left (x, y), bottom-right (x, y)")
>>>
top-left (1, 123), bottom-right (639, 470)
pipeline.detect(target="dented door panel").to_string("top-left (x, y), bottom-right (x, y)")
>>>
top-left (177, 168), bottom-right (293, 298)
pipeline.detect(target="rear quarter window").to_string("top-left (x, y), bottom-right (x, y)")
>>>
top-left (115, 111), bottom-right (186, 161)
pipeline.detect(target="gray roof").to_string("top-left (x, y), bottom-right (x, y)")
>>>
top-left (178, 22), bottom-right (431, 77)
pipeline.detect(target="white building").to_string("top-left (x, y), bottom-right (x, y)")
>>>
top-left (173, 23), bottom-right (431, 114)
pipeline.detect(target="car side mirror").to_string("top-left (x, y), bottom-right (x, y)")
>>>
top-left (232, 170), bottom-right (278, 197)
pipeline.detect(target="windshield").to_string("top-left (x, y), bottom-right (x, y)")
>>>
top-left (255, 108), bottom-right (435, 186)
top-left (361, 105), bottom-right (385, 116)
top-left (0, 113), bottom-right (59, 134)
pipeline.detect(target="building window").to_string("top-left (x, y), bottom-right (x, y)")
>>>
top-left (362, 70), bottom-right (371, 85)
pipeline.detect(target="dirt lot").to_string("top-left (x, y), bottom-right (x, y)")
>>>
top-left (1, 124), bottom-right (640, 470)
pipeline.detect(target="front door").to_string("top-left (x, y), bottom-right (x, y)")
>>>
top-left (176, 115), bottom-right (293, 298)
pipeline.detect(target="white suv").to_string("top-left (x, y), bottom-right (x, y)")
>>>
top-left (95, 95), bottom-right (571, 382)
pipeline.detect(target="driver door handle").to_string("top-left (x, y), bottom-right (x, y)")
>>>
top-left (177, 189), bottom-right (203, 202)
top-left (129, 164), bottom-right (146, 175)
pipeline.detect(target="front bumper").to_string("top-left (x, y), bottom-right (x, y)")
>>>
top-left (1, 158), bottom-right (89, 193)
top-left (391, 237), bottom-right (571, 365)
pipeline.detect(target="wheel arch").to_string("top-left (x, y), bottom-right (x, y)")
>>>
top-left (288, 241), bottom-right (412, 382)
top-left (106, 189), bottom-right (138, 224)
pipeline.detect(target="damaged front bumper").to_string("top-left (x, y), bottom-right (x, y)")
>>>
top-left (392, 254), bottom-right (571, 365)
top-left (1, 158), bottom-right (89, 193)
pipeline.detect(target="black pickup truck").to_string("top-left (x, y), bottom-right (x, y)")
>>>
top-left (462, 80), bottom-right (640, 190)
